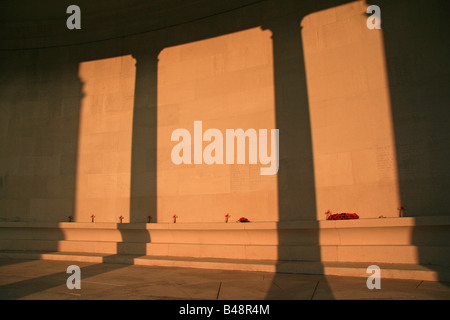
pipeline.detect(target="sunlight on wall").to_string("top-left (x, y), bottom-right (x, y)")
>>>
top-left (157, 27), bottom-right (278, 223)
top-left (75, 55), bottom-right (136, 222)
top-left (302, 1), bottom-right (400, 220)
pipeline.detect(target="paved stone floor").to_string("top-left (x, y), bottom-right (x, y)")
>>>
top-left (0, 258), bottom-right (449, 300)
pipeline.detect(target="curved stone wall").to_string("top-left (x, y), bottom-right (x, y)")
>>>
top-left (0, 0), bottom-right (449, 225)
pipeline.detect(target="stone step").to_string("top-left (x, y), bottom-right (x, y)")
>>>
top-left (1, 239), bottom-right (449, 265)
top-left (1, 250), bottom-right (449, 282)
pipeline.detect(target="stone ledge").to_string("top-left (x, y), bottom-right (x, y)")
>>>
top-left (1, 239), bottom-right (449, 265)
top-left (0, 215), bottom-right (449, 230)
top-left (1, 216), bottom-right (448, 266)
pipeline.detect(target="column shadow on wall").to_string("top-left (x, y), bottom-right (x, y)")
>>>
top-left (110, 48), bottom-right (158, 260)
top-left (372, 0), bottom-right (450, 285)
top-left (0, 47), bottom-right (83, 258)
top-left (263, 9), bottom-right (326, 300)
